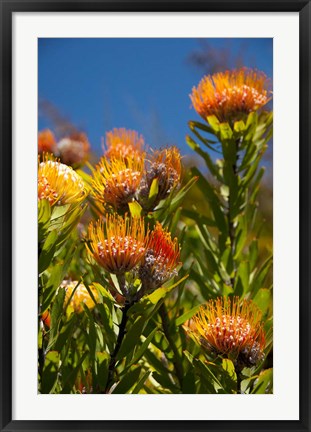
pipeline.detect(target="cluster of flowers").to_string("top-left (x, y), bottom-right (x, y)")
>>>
top-left (186, 67), bottom-right (270, 368)
top-left (39, 66), bottom-right (270, 373)
top-left (92, 128), bottom-right (182, 213)
top-left (38, 127), bottom-right (182, 310)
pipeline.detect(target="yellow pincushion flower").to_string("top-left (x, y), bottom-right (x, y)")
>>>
top-left (185, 296), bottom-right (265, 367)
top-left (38, 156), bottom-right (87, 206)
top-left (62, 280), bottom-right (99, 314)
top-left (86, 214), bottom-right (147, 275)
top-left (190, 68), bottom-right (270, 123)
top-left (92, 156), bottom-right (144, 211)
top-left (104, 128), bottom-right (145, 160)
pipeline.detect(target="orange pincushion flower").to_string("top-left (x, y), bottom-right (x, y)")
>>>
top-left (92, 156), bottom-right (144, 210)
top-left (185, 296), bottom-right (265, 367)
top-left (38, 129), bottom-right (57, 154)
top-left (87, 214), bottom-right (147, 274)
top-left (57, 132), bottom-right (90, 166)
top-left (104, 128), bottom-right (145, 160)
top-left (61, 280), bottom-right (99, 314)
top-left (139, 222), bottom-right (180, 292)
top-left (190, 68), bottom-right (270, 123)
top-left (139, 146), bottom-right (182, 209)
top-left (38, 155), bottom-right (87, 206)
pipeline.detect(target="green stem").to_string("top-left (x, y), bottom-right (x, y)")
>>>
top-left (104, 300), bottom-right (132, 393)
top-left (159, 303), bottom-right (183, 390)
top-left (227, 140), bottom-right (239, 289)
top-left (104, 273), bottom-right (133, 393)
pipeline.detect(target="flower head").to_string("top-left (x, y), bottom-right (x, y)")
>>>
top-left (190, 68), bottom-right (270, 123)
top-left (92, 156), bottom-right (144, 211)
top-left (104, 128), bottom-right (145, 160)
top-left (38, 155), bottom-right (87, 206)
top-left (57, 132), bottom-right (90, 166)
top-left (139, 146), bottom-right (182, 209)
top-left (185, 296), bottom-right (265, 367)
top-left (87, 214), bottom-right (147, 274)
top-left (61, 280), bottom-right (99, 314)
top-left (139, 222), bottom-right (180, 292)
top-left (38, 129), bottom-right (57, 154)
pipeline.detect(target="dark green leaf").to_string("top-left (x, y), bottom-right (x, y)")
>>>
top-left (112, 366), bottom-right (142, 394)
top-left (116, 316), bottom-right (146, 360)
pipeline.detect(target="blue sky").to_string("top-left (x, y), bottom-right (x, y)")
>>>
top-left (38, 38), bottom-right (273, 157)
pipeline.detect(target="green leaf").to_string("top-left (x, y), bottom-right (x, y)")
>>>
top-left (38, 230), bottom-right (58, 274)
top-left (182, 368), bottom-right (197, 394)
top-left (207, 115), bottom-right (220, 132)
top-left (41, 266), bottom-right (63, 312)
top-left (128, 200), bottom-right (142, 218)
top-left (234, 217), bottom-right (248, 259)
top-left (92, 282), bottom-right (116, 304)
top-left (182, 208), bottom-right (216, 227)
top-left (148, 178), bottom-right (159, 205)
top-left (95, 352), bottom-right (109, 391)
top-left (124, 327), bottom-right (158, 370)
top-left (61, 351), bottom-right (89, 393)
top-left (143, 348), bottom-right (172, 382)
top-left (54, 315), bottom-right (78, 351)
top-left (186, 135), bottom-right (222, 181)
top-left (221, 358), bottom-right (237, 392)
top-left (96, 303), bottom-right (115, 351)
top-left (253, 288), bottom-right (272, 317)
top-left (168, 207), bottom-right (182, 236)
top-left (251, 368), bottom-right (273, 394)
top-left (82, 303), bottom-right (97, 360)
top-left (53, 204), bottom-right (86, 249)
top-left (46, 287), bottom-right (66, 351)
top-left (38, 199), bottom-right (51, 242)
top-left (235, 261), bottom-right (250, 295)
top-left (41, 351), bottom-right (60, 394)
top-left (193, 359), bottom-right (223, 393)
top-left (152, 371), bottom-right (179, 392)
top-left (110, 274), bottom-right (124, 295)
top-left (51, 204), bottom-right (71, 221)
top-left (168, 176), bottom-right (198, 211)
top-left (250, 256), bottom-right (273, 297)
top-left (176, 306), bottom-right (200, 327)
top-left (249, 239), bottom-right (259, 271)
top-left (112, 366), bottom-right (142, 394)
top-left (116, 315), bottom-right (146, 360)
top-left (131, 371), bottom-right (151, 394)
top-left (191, 167), bottom-right (227, 234)
top-left (188, 120), bottom-right (216, 135)
top-left (142, 274), bottom-right (189, 306)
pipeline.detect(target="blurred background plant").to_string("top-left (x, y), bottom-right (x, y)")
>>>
top-left (38, 38), bottom-right (273, 395)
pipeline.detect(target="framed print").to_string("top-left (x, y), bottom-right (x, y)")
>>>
top-left (1, 1), bottom-right (310, 431)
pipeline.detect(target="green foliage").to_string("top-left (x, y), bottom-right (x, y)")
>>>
top-left (38, 99), bottom-right (273, 395)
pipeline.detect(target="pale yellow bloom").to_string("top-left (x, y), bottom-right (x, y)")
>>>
top-left (38, 156), bottom-right (87, 206)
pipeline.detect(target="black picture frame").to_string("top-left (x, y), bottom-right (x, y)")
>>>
top-left (1, 1), bottom-right (310, 431)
